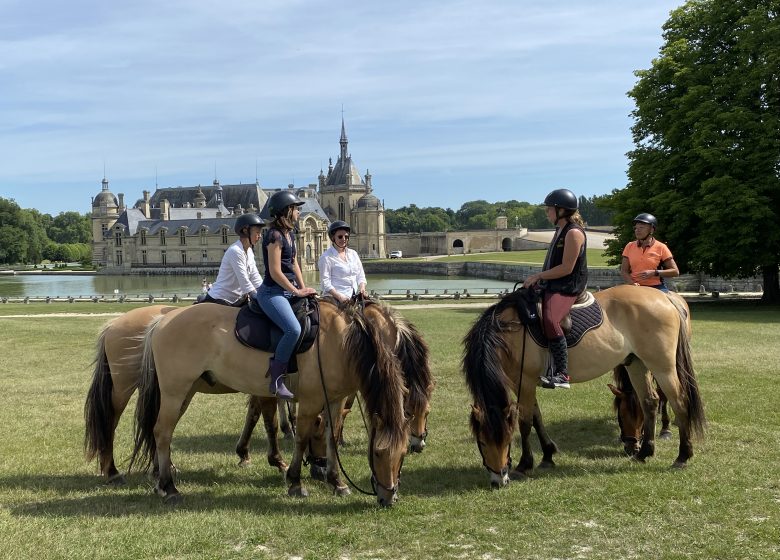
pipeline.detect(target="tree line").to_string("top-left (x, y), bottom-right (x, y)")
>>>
top-left (0, 197), bottom-right (92, 265)
top-left (385, 194), bottom-right (613, 233)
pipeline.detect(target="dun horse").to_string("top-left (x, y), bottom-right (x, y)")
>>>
top-left (463, 285), bottom-right (706, 487)
top-left (84, 305), bottom-right (292, 484)
top-left (128, 300), bottom-right (410, 507)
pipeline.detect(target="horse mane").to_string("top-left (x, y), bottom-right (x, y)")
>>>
top-left (374, 303), bottom-right (434, 412)
top-left (343, 305), bottom-right (408, 451)
top-left (612, 364), bottom-right (641, 419)
top-left (461, 297), bottom-right (517, 445)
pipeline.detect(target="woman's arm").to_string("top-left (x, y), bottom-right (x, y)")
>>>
top-left (524, 228), bottom-right (585, 287)
top-left (620, 256), bottom-right (636, 285)
top-left (659, 257), bottom-right (680, 279)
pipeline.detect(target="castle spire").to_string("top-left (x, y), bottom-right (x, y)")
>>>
top-left (339, 114), bottom-right (348, 161)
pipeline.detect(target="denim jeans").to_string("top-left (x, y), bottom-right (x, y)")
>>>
top-left (256, 284), bottom-right (301, 363)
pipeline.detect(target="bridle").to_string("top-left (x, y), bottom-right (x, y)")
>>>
top-left (475, 436), bottom-right (511, 478)
top-left (368, 424), bottom-right (404, 496)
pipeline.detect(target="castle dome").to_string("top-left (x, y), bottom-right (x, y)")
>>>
top-left (356, 192), bottom-right (382, 210)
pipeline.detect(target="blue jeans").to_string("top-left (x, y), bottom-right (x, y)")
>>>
top-left (256, 284), bottom-right (301, 363)
top-left (649, 283), bottom-right (669, 293)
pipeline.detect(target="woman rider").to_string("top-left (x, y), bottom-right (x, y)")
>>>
top-left (257, 191), bottom-right (317, 400)
top-left (318, 220), bottom-right (367, 303)
top-left (621, 213), bottom-right (679, 292)
top-left (203, 213), bottom-right (264, 305)
top-left (523, 188), bottom-right (588, 389)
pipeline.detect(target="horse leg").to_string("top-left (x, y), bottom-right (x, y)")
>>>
top-left (235, 396), bottom-right (262, 467)
top-left (101, 383), bottom-right (135, 485)
top-left (286, 412), bottom-right (318, 498)
top-left (323, 399), bottom-right (350, 496)
top-left (262, 398), bottom-right (288, 472)
top-left (626, 361), bottom-right (659, 463)
top-left (657, 386), bottom-right (673, 439)
top-left (532, 399), bottom-right (558, 469)
top-left (510, 388), bottom-right (538, 480)
top-left (337, 394), bottom-right (356, 447)
top-left (152, 396), bottom-right (186, 504)
top-left (279, 400), bottom-right (296, 440)
top-left (655, 381), bottom-right (694, 468)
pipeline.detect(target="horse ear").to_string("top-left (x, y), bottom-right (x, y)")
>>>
top-left (471, 404), bottom-right (484, 423)
top-left (607, 383), bottom-right (623, 397)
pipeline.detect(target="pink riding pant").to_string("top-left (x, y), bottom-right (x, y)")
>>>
top-left (542, 292), bottom-right (578, 339)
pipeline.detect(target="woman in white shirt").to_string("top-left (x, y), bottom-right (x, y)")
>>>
top-left (318, 221), bottom-right (367, 303)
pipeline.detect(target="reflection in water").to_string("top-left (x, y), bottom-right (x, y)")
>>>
top-left (0, 272), bottom-right (515, 297)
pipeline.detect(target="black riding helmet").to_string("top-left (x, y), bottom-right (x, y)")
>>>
top-left (633, 213), bottom-right (658, 230)
top-left (543, 188), bottom-right (578, 211)
top-left (328, 220), bottom-right (351, 239)
top-left (266, 190), bottom-right (305, 219)
top-left (234, 213), bottom-right (264, 236)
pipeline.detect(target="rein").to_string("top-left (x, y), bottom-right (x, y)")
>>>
top-left (315, 314), bottom-right (377, 496)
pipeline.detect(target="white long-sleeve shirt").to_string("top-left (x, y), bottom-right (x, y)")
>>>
top-left (207, 240), bottom-right (263, 304)
top-left (318, 246), bottom-right (366, 299)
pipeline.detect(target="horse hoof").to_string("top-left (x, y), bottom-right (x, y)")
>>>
top-left (671, 461), bottom-right (688, 469)
top-left (631, 455), bottom-right (646, 463)
top-left (237, 458), bottom-right (251, 468)
top-left (659, 431), bottom-right (673, 440)
top-left (163, 493), bottom-right (183, 505)
top-left (537, 460), bottom-right (555, 470)
top-left (275, 462), bottom-right (289, 475)
top-left (288, 486), bottom-right (309, 498)
top-left (333, 485), bottom-right (351, 497)
top-left (509, 469), bottom-right (531, 481)
top-left (106, 474), bottom-right (127, 487)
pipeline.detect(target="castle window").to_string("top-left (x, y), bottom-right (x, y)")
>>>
top-left (221, 227), bottom-right (229, 244)
top-left (179, 229), bottom-right (187, 245)
top-left (141, 250), bottom-right (147, 265)
top-left (115, 251), bottom-right (123, 265)
top-left (161, 250), bottom-right (167, 265)
top-left (338, 197), bottom-right (345, 222)
top-left (114, 231), bottom-right (122, 247)
top-left (200, 227), bottom-right (208, 245)
top-left (140, 230), bottom-right (147, 246)
top-left (160, 231), bottom-right (166, 246)
top-left (180, 251), bottom-right (187, 265)
top-left (201, 250), bottom-right (208, 263)
top-left (306, 244), bottom-right (312, 262)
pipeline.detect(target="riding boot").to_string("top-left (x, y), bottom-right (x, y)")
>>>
top-left (266, 357), bottom-right (294, 400)
top-left (541, 336), bottom-right (571, 389)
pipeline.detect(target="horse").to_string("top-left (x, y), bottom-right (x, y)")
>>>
top-left (128, 299), bottom-right (410, 507)
top-left (463, 284), bottom-right (706, 487)
top-left (84, 305), bottom-right (294, 485)
top-left (609, 365), bottom-right (673, 455)
top-left (235, 300), bottom-right (434, 456)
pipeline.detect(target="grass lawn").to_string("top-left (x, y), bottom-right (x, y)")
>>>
top-left (0, 302), bottom-right (778, 559)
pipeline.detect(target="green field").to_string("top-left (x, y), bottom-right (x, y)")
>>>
top-left (0, 302), bottom-right (778, 559)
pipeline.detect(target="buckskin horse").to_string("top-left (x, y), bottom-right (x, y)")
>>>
top-left (84, 305), bottom-right (294, 484)
top-left (128, 299), bottom-right (409, 507)
top-left (463, 284), bottom-right (706, 487)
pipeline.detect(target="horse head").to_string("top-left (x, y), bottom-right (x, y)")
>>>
top-left (470, 404), bottom-right (516, 488)
top-left (369, 413), bottom-right (408, 507)
top-left (609, 366), bottom-right (644, 456)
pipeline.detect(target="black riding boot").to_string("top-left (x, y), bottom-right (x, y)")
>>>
top-left (267, 357), bottom-right (294, 400)
top-left (541, 336), bottom-right (571, 389)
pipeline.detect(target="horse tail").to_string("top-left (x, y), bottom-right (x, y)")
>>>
top-left (128, 315), bottom-right (164, 472)
top-left (673, 303), bottom-right (707, 440)
top-left (84, 321), bottom-right (115, 462)
top-left (461, 302), bottom-right (513, 443)
top-left (345, 306), bottom-right (407, 450)
top-left (387, 306), bottom-right (434, 413)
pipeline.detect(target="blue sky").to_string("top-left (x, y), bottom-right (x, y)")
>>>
top-left (1, 0), bottom-right (681, 216)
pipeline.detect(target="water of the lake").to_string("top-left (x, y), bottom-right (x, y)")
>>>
top-left (0, 272), bottom-right (515, 298)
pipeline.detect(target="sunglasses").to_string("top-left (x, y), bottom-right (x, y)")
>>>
top-left (336, 234), bottom-right (350, 240)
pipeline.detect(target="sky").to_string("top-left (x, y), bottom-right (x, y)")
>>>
top-left (0, 0), bottom-right (683, 216)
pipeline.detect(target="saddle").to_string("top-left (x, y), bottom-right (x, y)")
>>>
top-left (234, 296), bottom-right (320, 373)
top-left (510, 288), bottom-right (603, 348)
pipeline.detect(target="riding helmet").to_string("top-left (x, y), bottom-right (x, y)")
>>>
top-left (233, 213), bottom-right (264, 236)
top-left (543, 188), bottom-right (578, 210)
top-left (633, 213), bottom-right (658, 229)
top-left (328, 220), bottom-right (351, 238)
top-left (266, 190), bottom-right (305, 219)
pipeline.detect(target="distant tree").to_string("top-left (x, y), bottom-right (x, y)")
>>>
top-left (578, 195), bottom-right (614, 226)
top-left (604, 0), bottom-right (780, 303)
top-left (48, 211), bottom-right (91, 244)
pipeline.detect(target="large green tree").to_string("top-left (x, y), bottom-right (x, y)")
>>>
top-left (605, 0), bottom-right (780, 303)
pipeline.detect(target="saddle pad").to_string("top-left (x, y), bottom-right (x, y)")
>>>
top-left (527, 299), bottom-right (604, 349)
top-left (234, 300), bottom-right (320, 373)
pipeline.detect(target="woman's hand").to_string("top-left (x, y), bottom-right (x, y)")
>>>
top-left (636, 269), bottom-right (658, 280)
top-left (296, 287), bottom-right (317, 297)
top-left (523, 273), bottom-right (542, 288)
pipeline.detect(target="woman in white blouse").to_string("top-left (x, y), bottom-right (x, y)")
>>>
top-left (318, 220), bottom-right (367, 303)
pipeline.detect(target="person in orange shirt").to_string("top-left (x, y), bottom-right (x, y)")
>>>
top-left (621, 213), bottom-right (679, 292)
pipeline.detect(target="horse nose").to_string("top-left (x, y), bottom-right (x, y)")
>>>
top-left (377, 495), bottom-right (395, 508)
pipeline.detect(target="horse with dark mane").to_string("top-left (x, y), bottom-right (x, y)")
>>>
top-left (463, 285), bottom-right (706, 487)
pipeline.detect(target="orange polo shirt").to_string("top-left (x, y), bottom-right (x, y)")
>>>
top-left (622, 239), bottom-right (673, 286)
